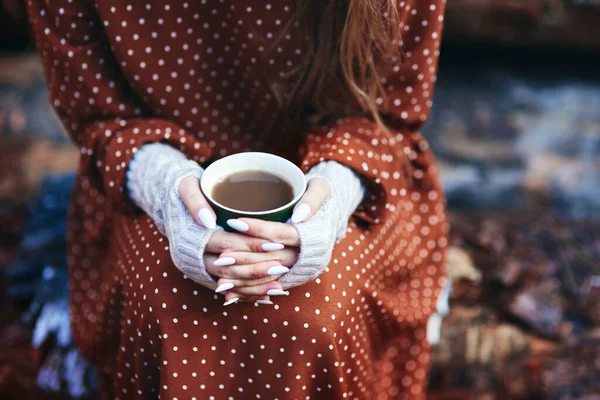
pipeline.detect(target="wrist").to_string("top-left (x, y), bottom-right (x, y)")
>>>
top-left (281, 199), bottom-right (337, 290)
top-left (127, 143), bottom-right (188, 206)
top-left (305, 161), bottom-right (365, 239)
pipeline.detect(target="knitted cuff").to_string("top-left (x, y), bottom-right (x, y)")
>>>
top-left (127, 143), bottom-right (188, 205)
top-left (304, 161), bottom-right (364, 240)
top-left (279, 200), bottom-right (336, 290)
top-left (163, 159), bottom-right (221, 290)
top-left (279, 161), bottom-right (365, 290)
top-left (126, 142), bottom-right (220, 291)
top-left (127, 143), bottom-right (188, 233)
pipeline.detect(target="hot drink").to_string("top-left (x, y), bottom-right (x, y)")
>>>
top-left (211, 170), bottom-right (294, 212)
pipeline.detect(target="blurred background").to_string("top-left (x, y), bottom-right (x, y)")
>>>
top-left (1, 0), bottom-right (599, 399)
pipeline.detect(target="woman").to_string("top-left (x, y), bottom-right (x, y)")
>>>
top-left (28, 0), bottom-right (448, 398)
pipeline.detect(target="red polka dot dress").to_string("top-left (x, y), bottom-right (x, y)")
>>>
top-left (28, 1), bottom-right (448, 399)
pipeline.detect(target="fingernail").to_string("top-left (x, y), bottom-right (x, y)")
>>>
top-left (214, 257), bottom-right (235, 267)
top-left (267, 266), bottom-right (289, 276)
top-left (198, 208), bottom-right (216, 229)
top-left (266, 289), bottom-right (289, 296)
top-left (291, 203), bottom-right (311, 224)
top-left (215, 283), bottom-right (234, 293)
top-left (261, 242), bottom-right (284, 252)
top-left (227, 219), bottom-right (249, 232)
top-left (256, 299), bottom-right (274, 305)
top-left (223, 297), bottom-right (239, 306)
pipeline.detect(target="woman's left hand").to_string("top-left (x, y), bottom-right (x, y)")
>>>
top-left (219, 178), bottom-right (331, 304)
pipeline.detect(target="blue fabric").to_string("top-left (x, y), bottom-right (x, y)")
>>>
top-left (4, 173), bottom-right (97, 398)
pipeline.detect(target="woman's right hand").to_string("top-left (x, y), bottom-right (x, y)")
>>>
top-left (178, 176), bottom-right (287, 304)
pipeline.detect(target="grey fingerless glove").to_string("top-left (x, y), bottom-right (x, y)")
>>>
top-left (127, 143), bottom-right (220, 290)
top-left (279, 161), bottom-right (365, 290)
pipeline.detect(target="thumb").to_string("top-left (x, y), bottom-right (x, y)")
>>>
top-left (178, 175), bottom-right (217, 229)
top-left (291, 177), bottom-right (330, 224)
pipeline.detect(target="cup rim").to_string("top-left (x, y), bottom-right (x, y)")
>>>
top-left (200, 152), bottom-right (307, 216)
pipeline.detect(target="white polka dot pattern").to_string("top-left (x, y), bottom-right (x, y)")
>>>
top-left (27, 0), bottom-right (448, 398)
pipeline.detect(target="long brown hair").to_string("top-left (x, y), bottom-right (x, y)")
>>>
top-left (270, 0), bottom-right (402, 130)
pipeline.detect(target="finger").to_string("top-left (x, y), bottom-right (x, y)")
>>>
top-left (222, 296), bottom-right (241, 306)
top-left (291, 177), bottom-right (330, 223)
top-left (226, 218), bottom-right (299, 246)
top-left (216, 274), bottom-right (281, 290)
top-left (220, 249), bottom-right (299, 267)
top-left (205, 230), bottom-right (284, 253)
top-left (240, 296), bottom-right (259, 303)
top-left (227, 280), bottom-right (288, 297)
top-left (207, 260), bottom-right (289, 280)
top-left (255, 295), bottom-right (273, 305)
top-left (224, 292), bottom-right (267, 304)
top-left (178, 176), bottom-right (216, 229)
top-left (224, 292), bottom-right (255, 304)
top-left (203, 253), bottom-right (219, 270)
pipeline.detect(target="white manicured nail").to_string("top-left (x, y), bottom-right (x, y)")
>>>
top-left (256, 300), bottom-right (274, 305)
top-left (267, 266), bottom-right (289, 276)
top-left (266, 289), bottom-right (289, 296)
top-left (215, 283), bottom-right (234, 293)
top-left (291, 203), bottom-right (311, 224)
top-left (227, 219), bottom-right (249, 232)
top-left (214, 257), bottom-right (235, 267)
top-left (198, 208), bottom-right (216, 229)
top-left (261, 242), bottom-right (284, 252)
top-left (223, 298), bottom-right (239, 306)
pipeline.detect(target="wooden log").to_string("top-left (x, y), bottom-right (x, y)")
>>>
top-left (540, 336), bottom-right (600, 399)
top-left (430, 305), bottom-right (533, 396)
top-left (0, 0), bottom-right (30, 49)
top-left (444, 0), bottom-right (600, 50)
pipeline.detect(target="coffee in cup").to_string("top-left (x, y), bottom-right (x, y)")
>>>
top-left (200, 152), bottom-right (307, 229)
top-left (211, 170), bottom-right (295, 212)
